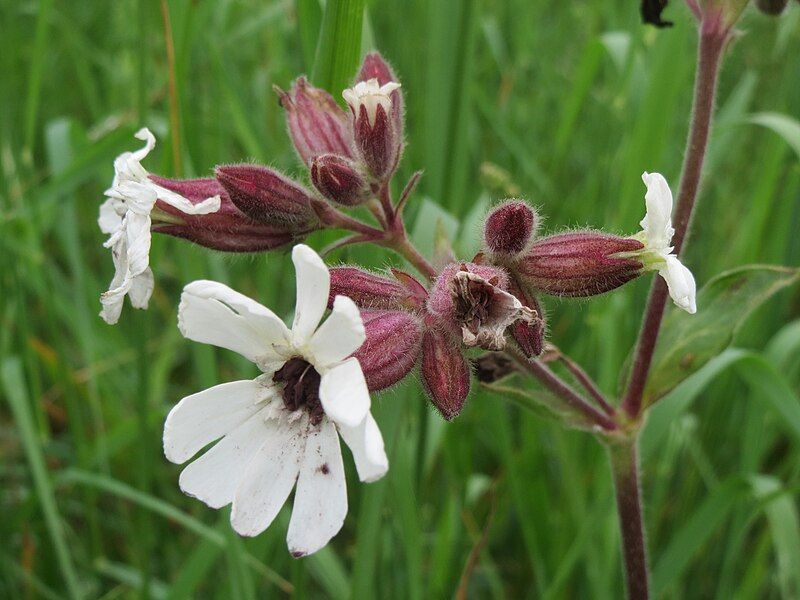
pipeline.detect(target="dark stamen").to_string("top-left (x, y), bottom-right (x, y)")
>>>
top-left (272, 357), bottom-right (324, 425)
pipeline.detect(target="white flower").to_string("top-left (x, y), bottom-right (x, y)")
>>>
top-left (637, 172), bottom-right (697, 314)
top-left (99, 128), bottom-right (221, 324)
top-left (342, 78), bottom-right (401, 126)
top-left (163, 244), bottom-right (388, 556)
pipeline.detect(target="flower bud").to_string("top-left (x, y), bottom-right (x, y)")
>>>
top-left (517, 231), bottom-right (645, 297)
top-left (215, 164), bottom-right (319, 230)
top-left (310, 154), bottom-right (371, 206)
top-left (328, 267), bottom-right (411, 310)
top-left (756, 0), bottom-right (789, 14)
top-left (421, 328), bottom-right (470, 420)
top-left (483, 200), bottom-right (538, 256)
top-left (275, 77), bottom-right (354, 165)
top-left (353, 310), bottom-right (423, 391)
top-left (507, 278), bottom-right (545, 357)
top-left (356, 52), bottom-right (405, 143)
top-left (428, 263), bottom-right (535, 351)
top-left (150, 176), bottom-right (300, 252)
top-left (342, 79), bottom-right (402, 181)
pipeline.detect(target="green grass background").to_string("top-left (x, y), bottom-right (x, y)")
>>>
top-left (2, 0), bottom-right (800, 598)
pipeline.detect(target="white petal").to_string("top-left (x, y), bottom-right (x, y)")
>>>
top-left (337, 412), bottom-right (388, 483)
top-left (164, 380), bottom-right (270, 464)
top-left (125, 212), bottom-right (152, 277)
top-left (178, 407), bottom-right (278, 509)
top-left (99, 281), bottom-right (129, 325)
top-left (660, 255), bottom-right (697, 314)
top-left (127, 268), bottom-right (154, 309)
top-left (178, 280), bottom-right (291, 365)
top-left (286, 420), bottom-right (347, 557)
top-left (640, 171), bottom-right (675, 250)
top-left (319, 357), bottom-right (370, 428)
top-left (114, 181), bottom-right (158, 215)
top-left (98, 199), bottom-right (123, 234)
top-left (152, 183), bottom-right (221, 215)
top-left (230, 419), bottom-right (305, 537)
top-left (291, 245), bottom-right (330, 344)
top-left (307, 296), bottom-right (365, 367)
top-left (131, 127), bottom-right (157, 163)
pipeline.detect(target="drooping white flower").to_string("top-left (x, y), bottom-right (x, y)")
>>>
top-left (99, 128), bottom-right (220, 324)
top-left (342, 78), bottom-right (401, 126)
top-left (163, 244), bottom-right (388, 557)
top-left (636, 172), bottom-right (697, 314)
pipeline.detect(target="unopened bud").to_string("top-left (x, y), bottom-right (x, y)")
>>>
top-left (507, 278), bottom-right (545, 357)
top-left (353, 310), bottom-right (423, 391)
top-left (328, 267), bottom-right (412, 310)
top-left (343, 79), bottom-right (402, 180)
top-left (310, 154), bottom-right (371, 206)
top-left (484, 200), bottom-right (538, 256)
top-left (215, 164), bottom-right (319, 230)
top-left (517, 231), bottom-right (645, 297)
top-left (275, 77), bottom-right (354, 165)
top-left (756, 0), bottom-right (789, 14)
top-left (150, 176), bottom-right (300, 252)
top-left (421, 328), bottom-right (470, 420)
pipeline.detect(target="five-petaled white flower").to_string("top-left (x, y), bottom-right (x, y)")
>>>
top-left (342, 78), bottom-right (402, 126)
top-left (636, 171), bottom-right (697, 314)
top-left (163, 244), bottom-right (388, 557)
top-left (98, 128), bottom-right (220, 324)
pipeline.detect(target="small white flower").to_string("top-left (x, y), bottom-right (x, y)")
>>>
top-left (342, 78), bottom-right (401, 126)
top-left (99, 128), bottom-right (221, 324)
top-left (163, 244), bottom-right (388, 557)
top-left (636, 172), bottom-right (697, 314)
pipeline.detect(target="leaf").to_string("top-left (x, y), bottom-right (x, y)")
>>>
top-left (311, 0), bottom-right (364, 96)
top-left (748, 112), bottom-right (800, 160)
top-left (643, 264), bottom-right (800, 405)
top-left (410, 197), bottom-right (459, 262)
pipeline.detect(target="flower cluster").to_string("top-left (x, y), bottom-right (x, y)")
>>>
top-left (98, 52), bottom-right (697, 557)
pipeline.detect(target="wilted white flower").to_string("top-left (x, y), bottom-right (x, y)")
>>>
top-left (636, 172), bottom-right (697, 314)
top-left (163, 244), bottom-right (388, 557)
top-left (99, 128), bottom-right (220, 324)
top-left (342, 78), bottom-right (401, 126)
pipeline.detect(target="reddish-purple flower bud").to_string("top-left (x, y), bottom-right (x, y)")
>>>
top-left (275, 77), bottom-right (354, 165)
top-left (421, 328), bottom-right (470, 420)
top-left (150, 176), bottom-right (299, 252)
top-left (310, 154), bottom-right (370, 206)
top-left (484, 200), bottom-right (538, 256)
top-left (343, 79), bottom-right (402, 181)
top-left (517, 231), bottom-right (645, 297)
top-left (215, 164), bottom-right (319, 230)
top-left (356, 52), bottom-right (405, 143)
top-left (328, 267), bottom-right (410, 310)
top-left (507, 278), bottom-right (545, 357)
top-left (353, 310), bottom-right (423, 391)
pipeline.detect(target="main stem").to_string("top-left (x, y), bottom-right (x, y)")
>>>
top-left (610, 436), bottom-right (649, 600)
top-left (621, 24), bottom-right (727, 418)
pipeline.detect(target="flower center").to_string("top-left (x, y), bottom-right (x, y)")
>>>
top-left (452, 271), bottom-right (498, 336)
top-left (272, 357), bottom-right (324, 425)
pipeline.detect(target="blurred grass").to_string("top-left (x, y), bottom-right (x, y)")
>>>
top-left (1, 0), bottom-right (800, 598)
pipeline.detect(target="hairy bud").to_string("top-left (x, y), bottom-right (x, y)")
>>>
top-left (310, 154), bottom-right (371, 206)
top-left (150, 176), bottom-right (299, 252)
top-left (356, 52), bottom-right (405, 143)
top-left (507, 278), bottom-right (545, 357)
top-left (353, 310), bottom-right (423, 391)
top-left (484, 200), bottom-right (538, 256)
top-left (517, 231), bottom-right (645, 297)
top-left (421, 328), bottom-right (470, 420)
top-left (328, 267), bottom-right (412, 310)
top-left (343, 79), bottom-right (403, 181)
top-left (215, 164), bottom-right (319, 230)
top-left (275, 77), bottom-right (354, 165)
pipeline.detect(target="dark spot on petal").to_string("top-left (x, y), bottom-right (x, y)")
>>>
top-left (319, 463), bottom-right (330, 475)
top-left (291, 550), bottom-right (307, 559)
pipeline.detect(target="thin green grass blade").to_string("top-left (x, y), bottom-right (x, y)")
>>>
top-left (311, 0), bottom-right (364, 94)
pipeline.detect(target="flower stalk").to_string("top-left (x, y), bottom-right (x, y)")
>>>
top-left (621, 17), bottom-right (728, 419)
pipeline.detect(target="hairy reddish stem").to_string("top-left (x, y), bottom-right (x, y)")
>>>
top-left (621, 25), bottom-right (727, 419)
top-left (610, 437), bottom-right (649, 600)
